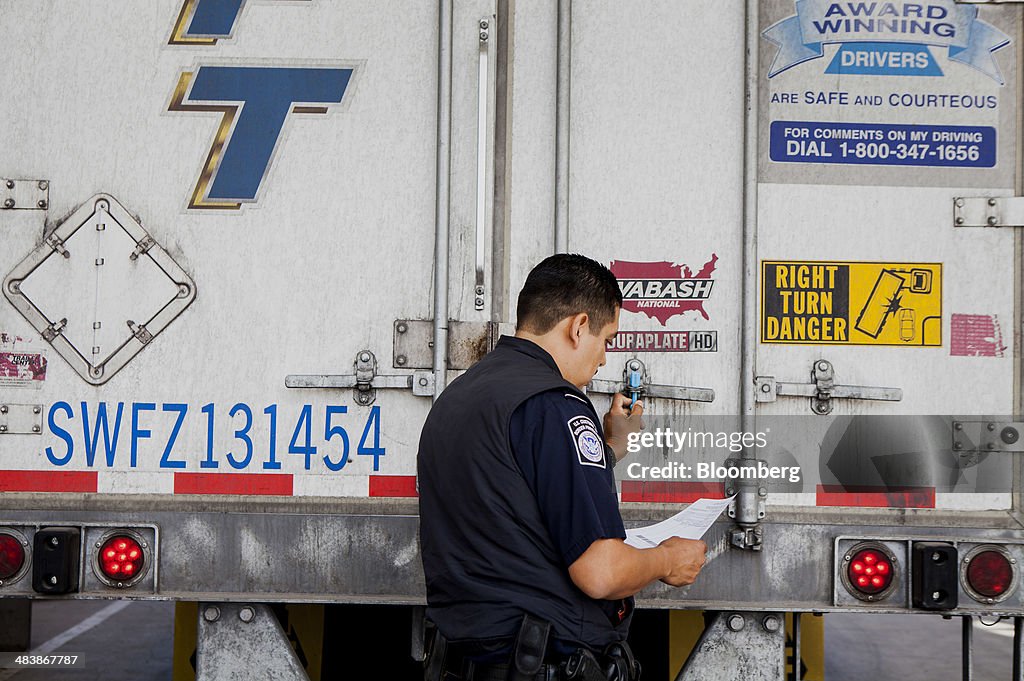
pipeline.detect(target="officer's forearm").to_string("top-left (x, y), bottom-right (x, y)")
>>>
top-left (568, 538), bottom-right (672, 601)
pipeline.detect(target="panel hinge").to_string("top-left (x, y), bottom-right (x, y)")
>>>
top-left (44, 233), bottom-right (70, 258)
top-left (285, 350), bottom-right (435, 405)
top-left (588, 357), bottom-right (715, 403)
top-left (129, 236), bottom-right (156, 261)
top-left (755, 360), bottom-right (902, 415)
top-left (127, 321), bottom-right (153, 345)
top-left (954, 196), bottom-right (1024, 227)
top-left (41, 318), bottom-right (67, 342)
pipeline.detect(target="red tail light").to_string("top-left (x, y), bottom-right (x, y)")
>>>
top-left (963, 546), bottom-right (1017, 603)
top-left (0, 533), bottom-right (25, 582)
top-left (842, 542), bottom-right (899, 602)
top-left (98, 535), bottom-right (145, 583)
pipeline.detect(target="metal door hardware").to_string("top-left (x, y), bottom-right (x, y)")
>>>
top-left (588, 358), bottom-right (715, 403)
top-left (473, 17), bottom-right (492, 312)
top-left (0, 404), bottom-right (43, 435)
top-left (393, 319), bottom-right (508, 371)
top-left (3, 194), bottom-right (196, 385)
top-left (285, 350), bottom-right (435, 405)
top-left (0, 179), bottom-right (48, 210)
top-left (953, 420), bottom-right (1024, 453)
top-left (756, 360), bottom-right (902, 415)
top-left (954, 196), bottom-right (1024, 227)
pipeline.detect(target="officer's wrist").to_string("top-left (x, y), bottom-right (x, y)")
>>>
top-left (604, 443), bottom-right (617, 468)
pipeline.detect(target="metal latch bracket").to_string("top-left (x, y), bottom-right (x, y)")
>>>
top-left (954, 196), bottom-right (1024, 228)
top-left (285, 350), bottom-right (435, 404)
top-left (588, 357), bottom-right (715, 403)
top-left (756, 360), bottom-right (902, 415)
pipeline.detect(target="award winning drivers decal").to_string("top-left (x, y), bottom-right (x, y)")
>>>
top-left (608, 257), bottom-right (719, 353)
top-left (760, 0), bottom-right (1017, 187)
top-left (569, 416), bottom-right (605, 469)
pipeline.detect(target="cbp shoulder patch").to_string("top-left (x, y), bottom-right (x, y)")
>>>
top-left (567, 415), bottom-right (605, 468)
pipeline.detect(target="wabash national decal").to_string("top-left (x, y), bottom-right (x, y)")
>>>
top-left (610, 256), bottom-right (718, 325)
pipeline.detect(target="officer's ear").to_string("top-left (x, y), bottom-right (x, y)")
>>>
top-left (567, 313), bottom-right (589, 347)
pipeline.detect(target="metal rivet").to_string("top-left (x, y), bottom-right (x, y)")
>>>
top-left (396, 355), bottom-right (407, 366)
top-left (50, 537), bottom-right (58, 546)
top-left (0, 406), bottom-right (7, 414)
top-left (762, 616), bottom-right (781, 633)
top-left (38, 181), bottom-right (48, 191)
top-left (955, 217), bottom-right (965, 226)
top-left (3, 199), bottom-right (13, 209)
top-left (988, 216), bottom-right (998, 226)
top-left (953, 442), bottom-right (962, 451)
top-left (396, 323), bottom-right (408, 334)
top-left (480, 31), bottom-right (488, 41)
top-left (141, 542), bottom-right (148, 548)
top-left (987, 442), bottom-right (996, 450)
top-left (726, 614), bottom-right (745, 632)
top-left (32, 406), bottom-right (40, 414)
top-left (932, 552), bottom-right (942, 562)
top-left (5, 180), bottom-right (13, 189)
top-left (239, 607), bottom-right (255, 623)
top-left (932, 591), bottom-right (942, 600)
top-left (760, 383), bottom-right (771, 392)
top-left (817, 361), bottom-right (828, 371)
top-left (203, 606), bottom-right (221, 622)
top-left (31, 425), bottom-right (39, 433)
top-left (954, 422), bottom-right (963, 431)
top-left (48, 575), bottom-right (57, 585)
top-left (37, 200), bottom-right (47, 210)
top-left (359, 352), bottom-right (370, 362)
top-left (758, 487), bottom-right (767, 496)
top-left (419, 378), bottom-right (429, 387)
top-left (988, 198), bottom-right (997, 206)
top-left (0, 426), bottom-right (7, 433)
top-left (955, 198), bottom-right (964, 207)
top-left (480, 19), bottom-right (489, 29)
top-left (988, 423), bottom-right (996, 431)
top-left (725, 487), bottom-right (734, 496)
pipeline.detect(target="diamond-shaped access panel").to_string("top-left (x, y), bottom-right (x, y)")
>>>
top-left (3, 194), bottom-right (196, 385)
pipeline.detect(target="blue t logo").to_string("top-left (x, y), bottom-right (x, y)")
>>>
top-left (170, 66), bottom-right (354, 209)
top-left (170, 0), bottom-right (310, 45)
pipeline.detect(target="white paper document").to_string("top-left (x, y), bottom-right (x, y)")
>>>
top-left (624, 496), bottom-right (736, 549)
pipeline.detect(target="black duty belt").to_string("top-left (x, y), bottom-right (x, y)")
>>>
top-left (468, 662), bottom-right (565, 681)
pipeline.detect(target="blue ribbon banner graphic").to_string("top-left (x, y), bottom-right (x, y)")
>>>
top-left (763, 0), bottom-right (1010, 83)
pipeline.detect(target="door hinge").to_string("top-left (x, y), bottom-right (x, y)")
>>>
top-left (755, 360), bottom-right (902, 415)
top-left (285, 350), bottom-right (435, 405)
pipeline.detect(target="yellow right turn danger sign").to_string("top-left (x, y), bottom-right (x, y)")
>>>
top-left (761, 261), bottom-right (942, 346)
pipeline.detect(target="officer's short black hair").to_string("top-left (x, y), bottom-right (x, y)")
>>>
top-left (516, 253), bottom-right (622, 335)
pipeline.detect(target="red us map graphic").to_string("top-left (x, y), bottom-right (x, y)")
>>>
top-left (610, 255), bottom-right (718, 326)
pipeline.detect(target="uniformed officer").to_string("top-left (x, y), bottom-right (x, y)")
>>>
top-left (418, 254), bottom-right (707, 681)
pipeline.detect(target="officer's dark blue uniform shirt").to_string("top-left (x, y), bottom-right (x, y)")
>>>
top-left (418, 335), bottom-right (634, 654)
top-left (509, 348), bottom-right (627, 570)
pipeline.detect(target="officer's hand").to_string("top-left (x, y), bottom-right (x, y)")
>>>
top-left (603, 393), bottom-right (645, 462)
top-left (658, 537), bottom-right (707, 587)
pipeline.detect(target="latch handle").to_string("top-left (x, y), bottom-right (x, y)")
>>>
top-left (588, 358), bottom-right (715, 404)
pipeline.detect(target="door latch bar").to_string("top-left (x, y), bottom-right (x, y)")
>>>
top-left (285, 350), bottom-right (435, 405)
top-left (756, 360), bottom-right (902, 415)
top-left (588, 358), bottom-right (715, 403)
